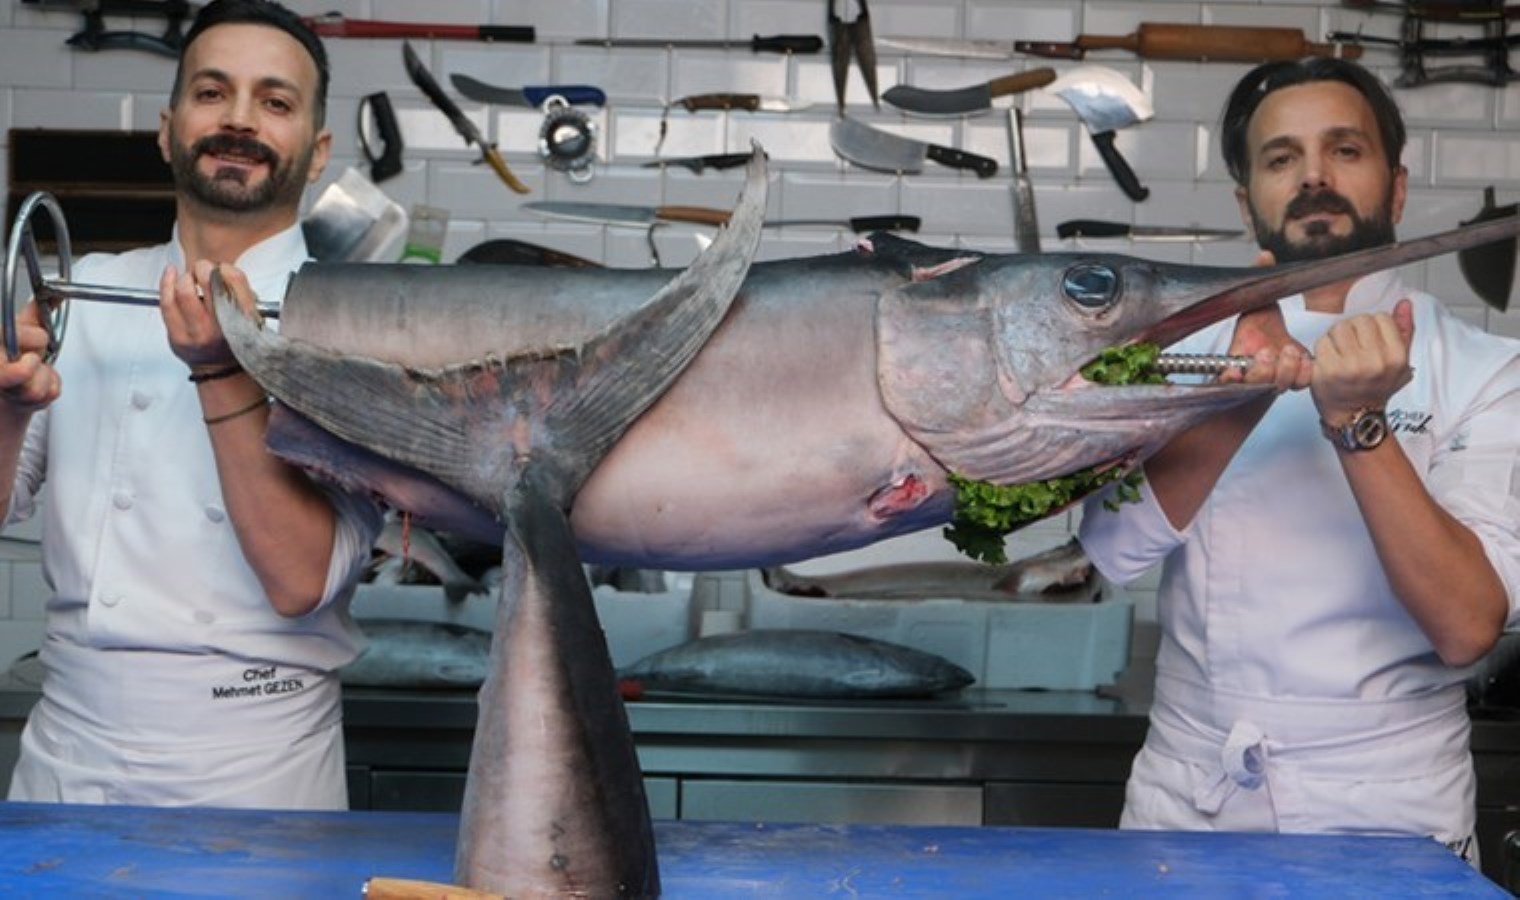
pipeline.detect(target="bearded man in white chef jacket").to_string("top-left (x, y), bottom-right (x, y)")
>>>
top-left (1080, 57), bottom-right (1520, 866)
top-left (0, 0), bottom-right (381, 809)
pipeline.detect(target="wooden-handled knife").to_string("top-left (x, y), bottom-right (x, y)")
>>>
top-left (883, 68), bottom-right (1057, 118)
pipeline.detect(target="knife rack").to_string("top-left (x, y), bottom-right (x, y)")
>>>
top-left (6, 129), bottom-right (175, 253)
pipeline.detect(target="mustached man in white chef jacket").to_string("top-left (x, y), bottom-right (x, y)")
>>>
top-left (0, 0), bottom-right (382, 809)
top-left (1080, 57), bottom-right (1520, 867)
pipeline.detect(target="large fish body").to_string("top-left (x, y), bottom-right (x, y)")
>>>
top-left (214, 149), bottom-right (1520, 897)
top-left (264, 234), bottom-right (973, 569)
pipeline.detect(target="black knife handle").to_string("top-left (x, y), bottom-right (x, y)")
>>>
top-left (1013, 40), bottom-right (1085, 59)
top-left (1090, 130), bottom-right (1149, 202)
top-left (357, 91), bottom-right (404, 183)
top-left (925, 145), bottom-right (999, 179)
top-left (848, 215), bottom-right (921, 233)
top-left (752, 34), bottom-right (824, 54)
top-left (1056, 219), bottom-right (1128, 239)
top-left (479, 25), bottom-right (536, 43)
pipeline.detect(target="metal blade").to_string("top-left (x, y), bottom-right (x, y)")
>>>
top-left (1048, 65), bottom-right (1153, 133)
top-left (521, 201), bottom-right (657, 227)
top-left (402, 42), bottom-right (484, 147)
top-left (449, 74), bottom-right (529, 106)
top-left (882, 82), bottom-right (992, 117)
top-left (875, 36), bottom-right (1016, 60)
top-left (1457, 187), bottom-right (1517, 311)
top-left (829, 118), bottom-right (927, 174)
top-left (450, 75), bottom-right (607, 108)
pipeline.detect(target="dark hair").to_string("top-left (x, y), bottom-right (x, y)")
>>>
top-left (1220, 57), bottom-right (1405, 186)
top-left (170, 0), bottom-right (329, 126)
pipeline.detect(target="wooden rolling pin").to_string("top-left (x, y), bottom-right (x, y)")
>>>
top-left (363, 877), bottom-right (504, 900)
top-left (1016, 22), bottom-right (1364, 62)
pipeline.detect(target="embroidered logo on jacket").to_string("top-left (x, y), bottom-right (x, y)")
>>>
top-left (211, 665), bottom-right (305, 700)
top-left (1387, 408), bottom-right (1432, 436)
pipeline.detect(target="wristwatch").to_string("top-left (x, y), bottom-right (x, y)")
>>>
top-left (1320, 407), bottom-right (1389, 452)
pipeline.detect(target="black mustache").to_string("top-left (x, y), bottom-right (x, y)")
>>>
top-left (193, 133), bottom-right (276, 165)
top-left (1285, 191), bottom-right (1355, 219)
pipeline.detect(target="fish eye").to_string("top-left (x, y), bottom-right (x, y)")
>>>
top-left (1062, 264), bottom-right (1119, 310)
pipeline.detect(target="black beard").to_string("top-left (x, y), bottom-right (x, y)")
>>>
top-left (168, 131), bottom-right (309, 214)
top-left (1251, 187), bottom-right (1397, 264)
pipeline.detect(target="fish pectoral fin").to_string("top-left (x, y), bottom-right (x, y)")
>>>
top-left (211, 289), bottom-right (491, 490)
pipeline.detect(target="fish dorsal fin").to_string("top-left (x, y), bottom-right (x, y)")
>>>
top-left (216, 145), bottom-right (769, 514)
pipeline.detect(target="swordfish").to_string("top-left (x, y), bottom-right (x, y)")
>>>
top-left (211, 143), bottom-right (1520, 895)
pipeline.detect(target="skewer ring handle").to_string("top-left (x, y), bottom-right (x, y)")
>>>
top-left (3, 192), bottom-right (71, 364)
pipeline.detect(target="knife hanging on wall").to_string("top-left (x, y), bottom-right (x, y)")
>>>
top-left (522, 201), bottom-right (920, 233)
top-left (829, 118), bottom-right (998, 178)
top-left (883, 68), bottom-right (1057, 118)
top-left (402, 41), bottom-right (530, 194)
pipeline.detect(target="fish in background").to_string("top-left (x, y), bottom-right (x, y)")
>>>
top-left (211, 143), bottom-right (1520, 895)
top-left (763, 536), bottom-right (1096, 602)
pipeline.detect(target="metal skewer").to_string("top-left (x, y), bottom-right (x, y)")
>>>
top-left (1152, 353), bottom-right (1253, 376)
top-left (3, 191), bottom-right (280, 364)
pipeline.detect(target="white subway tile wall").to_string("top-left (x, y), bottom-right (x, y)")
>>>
top-left (0, 0), bottom-right (1517, 665)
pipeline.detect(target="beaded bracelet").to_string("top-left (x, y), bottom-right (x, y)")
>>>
top-left (188, 363), bottom-right (244, 384)
top-left (204, 394), bottom-right (269, 426)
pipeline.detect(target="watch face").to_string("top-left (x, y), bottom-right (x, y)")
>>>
top-left (1351, 410), bottom-right (1388, 448)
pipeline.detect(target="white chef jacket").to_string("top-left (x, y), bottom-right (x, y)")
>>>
top-left (4, 224), bottom-right (383, 810)
top-left (1080, 270), bottom-right (1520, 860)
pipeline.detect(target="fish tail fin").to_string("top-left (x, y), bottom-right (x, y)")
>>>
top-left (455, 476), bottom-right (658, 896)
top-left (215, 143), bottom-right (769, 513)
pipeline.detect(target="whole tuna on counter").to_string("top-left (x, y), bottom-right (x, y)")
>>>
top-left (619, 629), bottom-right (975, 699)
top-left (209, 145), bottom-right (1520, 897)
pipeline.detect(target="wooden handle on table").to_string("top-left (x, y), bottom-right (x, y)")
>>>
top-left (363, 877), bottom-right (504, 900)
top-left (1084, 23), bottom-right (1363, 62)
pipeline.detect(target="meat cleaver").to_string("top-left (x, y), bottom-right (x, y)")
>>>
top-left (301, 167), bottom-right (409, 262)
top-left (829, 117), bottom-right (998, 178)
top-left (883, 68), bottom-right (1057, 118)
top-left (1458, 186), bottom-right (1517, 311)
top-left (1047, 66), bottom-right (1153, 202)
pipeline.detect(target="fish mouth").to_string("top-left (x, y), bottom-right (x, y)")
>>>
top-left (1072, 212), bottom-right (1520, 392)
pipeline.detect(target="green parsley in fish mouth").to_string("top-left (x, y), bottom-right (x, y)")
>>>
top-left (943, 343), bottom-right (1166, 564)
top-left (1079, 342), bottom-right (1168, 386)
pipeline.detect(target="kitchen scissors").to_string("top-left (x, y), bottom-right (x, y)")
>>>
top-left (829, 0), bottom-right (880, 114)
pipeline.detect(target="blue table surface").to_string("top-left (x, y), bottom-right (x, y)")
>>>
top-left (0, 801), bottom-right (1504, 898)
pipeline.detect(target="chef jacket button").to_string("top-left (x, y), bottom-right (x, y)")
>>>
top-left (130, 391), bottom-right (151, 410)
top-left (205, 505), bottom-right (225, 523)
top-left (112, 491), bottom-right (133, 511)
top-left (193, 610), bottom-right (215, 625)
top-left (99, 594), bottom-right (120, 608)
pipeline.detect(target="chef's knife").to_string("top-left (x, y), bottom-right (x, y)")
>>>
top-left (829, 117), bottom-right (998, 178)
top-left (1056, 219), bottom-right (1244, 241)
top-left (523, 201), bottom-right (919, 232)
top-left (883, 68), bottom-right (1057, 117)
top-left (402, 42), bottom-right (529, 194)
top-left (449, 74), bottom-right (606, 108)
top-left (575, 34), bottom-right (823, 54)
top-left (875, 36), bottom-right (1018, 60)
top-left (670, 93), bottom-right (812, 113)
top-left (641, 153), bottom-right (755, 174)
